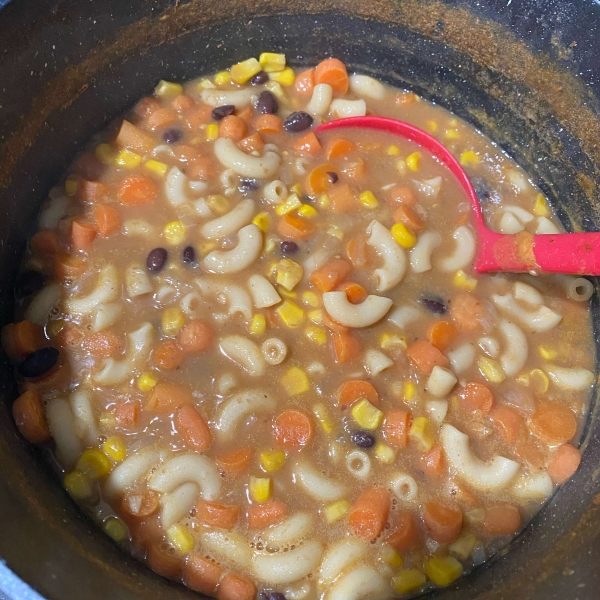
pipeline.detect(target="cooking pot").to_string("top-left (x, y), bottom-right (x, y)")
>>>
top-left (1, 0), bottom-right (600, 598)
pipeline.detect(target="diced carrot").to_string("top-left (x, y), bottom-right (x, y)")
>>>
top-left (326, 138), bottom-right (356, 160)
top-left (175, 405), bottom-right (212, 452)
top-left (345, 235), bottom-right (367, 268)
top-left (305, 163), bottom-right (339, 196)
top-left (332, 331), bottom-right (362, 364)
top-left (338, 380), bottom-right (380, 410)
top-left (54, 253), bottom-right (87, 280)
top-left (396, 92), bottom-right (418, 106)
top-left (322, 313), bottom-right (349, 334)
top-left (255, 114), bottom-right (283, 134)
top-left (314, 58), bottom-right (349, 94)
top-left (114, 401), bottom-right (140, 428)
top-left (548, 444), bottom-right (581, 484)
top-left (341, 158), bottom-right (366, 180)
top-left (170, 94), bottom-right (195, 113)
top-left (383, 409), bottom-right (411, 448)
top-left (215, 447), bottom-right (252, 477)
top-left (117, 174), bottom-right (158, 206)
top-left (73, 153), bottom-right (104, 180)
top-left (348, 487), bottom-right (391, 539)
top-left (238, 133), bottom-right (264, 153)
top-left (458, 382), bottom-right (495, 413)
top-left (515, 437), bottom-right (548, 468)
top-left (184, 554), bottom-right (223, 595)
top-left (388, 184), bottom-right (417, 207)
top-left (421, 445), bottom-right (444, 476)
top-left (93, 204), bottom-right (122, 237)
top-left (151, 340), bottom-right (184, 370)
top-left (186, 105), bottom-right (213, 130)
top-left (294, 132), bottom-right (322, 157)
top-left (450, 293), bottom-right (489, 333)
top-left (528, 401), bottom-right (577, 445)
top-left (328, 183), bottom-right (359, 213)
top-left (385, 510), bottom-right (420, 551)
top-left (309, 258), bottom-right (352, 293)
top-left (172, 143), bottom-right (202, 163)
top-left (77, 179), bottom-right (111, 204)
top-left (336, 281), bottom-right (367, 304)
top-left (12, 389), bottom-right (50, 443)
top-left (196, 500), bottom-right (239, 530)
top-left (393, 204), bottom-right (424, 231)
top-left (273, 409), bottom-right (314, 449)
top-left (422, 501), bottom-right (463, 544)
top-left (217, 573), bottom-right (257, 600)
top-left (71, 220), bottom-right (97, 252)
top-left (145, 107), bottom-right (177, 130)
top-left (482, 504), bottom-right (521, 536)
top-left (146, 542), bottom-right (182, 579)
top-left (491, 406), bottom-right (523, 444)
top-left (276, 214), bottom-right (316, 241)
top-left (236, 107), bottom-right (253, 124)
top-left (121, 489), bottom-right (160, 518)
top-left (30, 229), bottom-right (60, 256)
top-left (295, 68), bottom-right (315, 95)
top-left (218, 115), bottom-right (247, 141)
top-left (178, 319), bottom-right (214, 354)
top-left (247, 499), bottom-right (288, 529)
top-left (56, 324), bottom-right (85, 347)
top-left (187, 156), bottom-right (216, 180)
top-left (84, 330), bottom-right (122, 358)
top-left (134, 97), bottom-right (161, 118)
top-left (406, 339), bottom-right (449, 376)
top-left (1, 321), bottom-right (45, 362)
top-left (427, 320), bottom-right (458, 352)
top-left (145, 382), bottom-right (192, 413)
top-left (115, 120), bottom-right (155, 154)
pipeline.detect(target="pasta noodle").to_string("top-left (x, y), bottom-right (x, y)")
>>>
top-left (498, 211), bottom-right (524, 234)
top-left (125, 265), bottom-right (153, 298)
top-left (426, 400), bottom-right (449, 426)
top-left (195, 279), bottom-right (253, 320)
top-left (326, 566), bottom-right (387, 600)
top-left (364, 349), bottom-right (393, 376)
top-left (220, 168), bottom-right (238, 195)
top-left (306, 83), bottom-right (333, 116)
top-left (261, 338), bottom-right (288, 366)
top-left (262, 512), bottom-right (312, 545)
top-left (545, 365), bottom-right (594, 391)
top-left (348, 74), bottom-right (386, 99)
top-left (200, 530), bottom-right (252, 569)
top-left (216, 389), bottom-right (276, 439)
top-left (160, 482), bottom-right (198, 528)
top-left (366, 220), bottom-right (406, 292)
top-left (498, 319), bottom-right (528, 376)
top-left (65, 264), bottom-right (119, 315)
top-left (447, 343), bottom-right (476, 373)
top-left (492, 289), bottom-right (562, 333)
top-left (319, 539), bottom-right (366, 585)
top-left (219, 335), bottom-right (267, 376)
top-left (426, 366), bottom-right (457, 398)
top-left (263, 180), bottom-right (288, 205)
top-left (345, 450), bottom-right (371, 479)
top-left (104, 447), bottom-right (160, 497)
top-left (201, 199), bottom-right (256, 239)
top-left (253, 541), bottom-right (322, 585)
top-left (565, 277), bottom-right (594, 302)
top-left (69, 389), bottom-right (99, 447)
top-left (293, 459), bottom-right (346, 501)
top-left (165, 167), bottom-right (190, 207)
top-left (330, 98), bottom-right (367, 118)
top-left (180, 292), bottom-right (205, 319)
top-left (387, 305), bottom-right (422, 329)
top-left (214, 138), bottom-right (281, 179)
top-left (512, 472), bottom-right (553, 500)
top-left (46, 398), bottom-right (82, 469)
top-left (410, 231), bottom-right (441, 273)
top-left (92, 302), bottom-right (123, 332)
top-left (202, 224), bottom-right (263, 274)
top-left (122, 219), bottom-right (154, 236)
top-left (478, 336), bottom-right (500, 358)
top-left (24, 283), bottom-right (61, 326)
top-left (437, 225), bottom-right (476, 272)
top-left (391, 473), bottom-right (418, 502)
top-left (248, 274), bottom-right (282, 308)
top-left (322, 292), bottom-right (393, 328)
top-left (200, 87), bottom-right (256, 108)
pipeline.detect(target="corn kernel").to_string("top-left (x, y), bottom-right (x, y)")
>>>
top-left (264, 236), bottom-right (277, 253)
top-left (460, 150), bottom-right (480, 167)
top-left (450, 533), bottom-right (478, 560)
top-left (379, 333), bottom-right (407, 351)
top-left (478, 356), bottom-right (506, 383)
top-left (313, 403), bottom-right (333, 433)
top-left (538, 345), bottom-right (558, 360)
top-left (144, 159), bottom-right (168, 177)
top-left (392, 569), bottom-right (427, 595)
top-left (276, 259), bottom-right (304, 291)
top-left (198, 240), bottom-right (217, 257)
top-left (453, 269), bottom-right (478, 290)
top-left (163, 220), bottom-right (186, 245)
top-left (386, 145), bottom-right (400, 156)
top-left (205, 123), bottom-right (219, 141)
top-left (115, 148), bottom-right (142, 169)
top-left (155, 80), bottom-right (183, 99)
top-left (375, 443), bottom-right (396, 464)
top-left (137, 372), bottom-right (158, 392)
top-left (408, 416), bottom-right (434, 451)
top-left (167, 523), bottom-right (195, 554)
top-left (104, 516), bottom-right (128, 541)
top-left (308, 309), bottom-right (323, 325)
top-left (76, 449), bottom-right (112, 480)
top-left (426, 556), bottom-right (463, 587)
top-left (162, 307), bottom-right (185, 336)
top-left (323, 499), bottom-right (350, 524)
top-left (449, 118), bottom-right (459, 127)
top-left (206, 194), bottom-right (230, 215)
top-left (529, 368), bottom-right (549, 393)
top-left (275, 193), bottom-right (302, 216)
top-left (276, 300), bottom-right (305, 328)
top-left (266, 81), bottom-right (288, 104)
top-left (516, 373), bottom-right (530, 386)
top-left (327, 226), bottom-right (344, 240)
top-left (404, 381), bottom-right (416, 401)
top-left (198, 78), bottom-right (215, 90)
top-left (65, 176), bottom-right (79, 196)
top-left (381, 545), bottom-right (404, 568)
top-left (102, 436), bottom-right (126, 462)
top-left (278, 287), bottom-right (298, 299)
top-left (260, 52), bottom-right (286, 72)
top-left (352, 399), bottom-right (384, 430)
top-left (99, 412), bottom-right (117, 429)
top-left (64, 471), bottom-right (93, 499)
top-left (426, 120), bottom-right (438, 133)
top-left (249, 476), bottom-right (272, 502)
top-left (391, 222), bottom-right (417, 248)
top-left (271, 66), bottom-right (295, 86)
top-left (302, 291), bottom-right (320, 307)
top-left (95, 143), bottom-right (113, 165)
top-left (230, 57), bottom-right (262, 84)
top-left (47, 319), bottom-right (65, 338)
top-left (298, 203), bottom-right (318, 218)
top-left (406, 152), bottom-right (421, 171)
top-left (396, 159), bottom-right (407, 175)
top-left (533, 193), bottom-right (549, 217)
top-left (317, 193), bottom-right (330, 209)
top-left (359, 190), bottom-right (379, 209)
top-left (250, 314), bottom-right (267, 336)
top-left (260, 450), bottom-right (286, 472)
top-left (445, 128), bottom-right (460, 140)
top-left (253, 212), bottom-right (271, 232)
top-left (266, 261), bottom-right (278, 278)
top-left (214, 70), bottom-right (231, 86)
top-left (304, 325), bottom-right (327, 345)
top-left (281, 366), bottom-right (310, 396)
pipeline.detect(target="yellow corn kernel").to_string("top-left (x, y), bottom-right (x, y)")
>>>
top-left (392, 569), bottom-right (427, 595)
top-left (260, 52), bottom-right (286, 72)
top-left (386, 145), bottom-right (400, 156)
top-left (450, 533), bottom-right (478, 560)
top-left (214, 70), bottom-right (231, 86)
top-left (275, 193), bottom-right (302, 216)
top-left (155, 79), bottom-right (183, 99)
top-left (538, 345), bottom-right (558, 360)
top-left (276, 300), bottom-right (305, 328)
top-left (426, 556), bottom-right (463, 587)
top-left (95, 143), bottom-right (113, 165)
top-left (408, 416), bottom-right (434, 452)
top-left (449, 118), bottom-right (459, 127)
top-left (64, 471), bottom-right (93, 499)
top-left (65, 176), bottom-right (79, 196)
top-left (167, 523), bottom-right (195, 554)
top-left (198, 78), bottom-right (215, 90)
top-left (317, 193), bottom-right (330, 209)
top-left (102, 436), bottom-right (126, 462)
top-left (281, 366), bottom-right (310, 396)
top-left (381, 545), bottom-right (404, 568)
top-left (404, 381), bottom-right (416, 401)
top-left (46, 318), bottom-right (65, 338)
top-left (264, 236), bottom-right (277, 253)
top-left (516, 373), bottom-right (530, 386)
top-left (205, 123), bottom-right (219, 141)
top-left (206, 194), bottom-right (230, 215)
top-left (379, 333), bottom-right (407, 351)
top-left (375, 443), bottom-right (396, 464)
top-left (198, 240), bottom-right (217, 257)
top-left (302, 291), bottom-right (320, 307)
top-left (249, 314), bottom-right (267, 336)
top-left (276, 258), bottom-right (304, 291)
top-left (533, 193), bottom-right (549, 217)
top-left (103, 516), bottom-right (127, 541)
top-left (352, 399), bottom-right (384, 430)
top-left (359, 190), bottom-right (379, 209)
top-left (253, 212), bottom-right (271, 232)
top-left (278, 286), bottom-right (298, 299)
top-left (272, 66), bottom-right (295, 86)
top-left (162, 306), bottom-right (185, 336)
top-left (460, 150), bottom-right (480, 167)
top-left (327, 226), bottom-right (344, 240)
top-left (304, 325), bottom-right (327, 345)
top-left (406, 152), bottom-right (421, 171)
top-left (298, 203), bottom-right (318, 218)
top-left (453, 269), bottom-right (478, 290)
top-left (115, 148), bottom-right (142, 169)
top-left (260, 450), bottom-right (286, 473)
top-left (529, 368), bottom-right (549, 393)
top-left (267, 81), bottom-right (288, 104)
top-left (445, 128), bottom-right (460, 140)
top-left (99, 412), bottom-right (117, 429)
top-left (249, 476), bottom-right (272, 503)
top-left (287, 183), bottom-right (300, 195)
top-left (76, 449), bottom-right (112, 480)
top-left (478, 356), bottom-right (506, 383)
top-left (323, 499), bottom-right (350, 524)
top-left (137, 372), bottom-right (158, 392)
top-left (230, 57), bottom-right (262, 84)
top-left (308, 309), bottom-right (323, 325)
top-left (163, 220), bottom-right (186, 245)
top-left (145, 159), bottom-right (168, 177)
top-left (391, 222), bottom-right (417, 248)
top-left (426, 120), bottom-right (438, 134)
top-left (313, 403), bottom-right (333, 433)
top-left (395, 159), bottom-right (407, 175)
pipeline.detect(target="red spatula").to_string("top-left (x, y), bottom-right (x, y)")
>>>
top-left (316, 116), bottom-right (600, 275)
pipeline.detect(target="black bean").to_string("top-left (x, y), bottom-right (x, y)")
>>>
top-left (421, 296), bottom-right (447, 315)
top-left (18, 347), bottom-right (59, 378)
top-left (162, 128), bottom-right (182, 144)
top-left (146, 248), bottom-right (168, 273)
top-left (256, 91), bottom-right (278, 115)
top-left (261, 593), bottom-right (286, 600)
top-left (16, 271), bottom-right (45, 297)
top-left (327, 171), bottom-right (339, 184)
top-left (280, 241), bottom-right (299, 255)
top-left (250, 71), bottom-right (269, 85)
top-left (283, 111), bottom-right (313, 133)
top-left (239, 178), bottom-right (260, 192)
top-left (351, 430), bottom-right (376, 448)
top-left (182, 246), bottom-right (195, 265)
top-left (212, 104), bottom-right (236, 121)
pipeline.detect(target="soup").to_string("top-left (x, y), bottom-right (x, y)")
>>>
top-left (2, 55), bottom-right (595, 600)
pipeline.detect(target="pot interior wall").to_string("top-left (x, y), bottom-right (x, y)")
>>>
top-left (1, 1), bottom-right (600, 599)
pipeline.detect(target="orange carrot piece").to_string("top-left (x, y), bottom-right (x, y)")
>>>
top-left (186, 105), bottom-right (213, 130)
top-left (388, 184), bottom-right (417, 207)
top-left (247, 499), bottom-right (288, 529)
top-left (121, 489), bottom-right (160, 518)
top-left (427, 320), bottom-right (458, 351)
top-left (458, 382), bottom-right (495, 413)
top-left (393, 204), bottom-right (424, 231)
top-left (114, 402), bottom-right (139, 428)
top-left (406, 339), bottom-right (449, 375)
top-left (336, 281), bottom-right (367, 304)
top-left (341, 157), bottom-right (366, 180)
top-left (383, 409), bottom-right (411, 448)
top-left (145, 107), bottom-right (177, 130)
top-left (332, 331), bottom-right (362, 364)
top-left (218, 115), bottom-right (247, 141)
top-left (77, 179), bottom-right (111, 204)
top-left (385, 510), bottom-right (420, 551)
top-left (117, 174), bottom-right (158, 206)
top-left (115, 120), bottom-right (155, 153)
top-left (450, 293), bottom-right (488, 333)
top-left (1, 321), bottom-right (45, 362)
top-left (187, 156), bottom-right (216, 180)
top-left (56, 324), bottom-right (85, 347)
top-left (548, 444), bottom-right (581, 484)
top-left (309, 258), bottom-right (352, 293)
top-left (30, 229), bottom-right (60, 255)
top-left (12, 389), bottom-right (50, 443)
top-left (146, 543), bottom-right (182, 578)
top-left (305, 163), bottom-right (339, 196)
top-left (54, 253), bottom-right (87, 280)
top-left (93, 204), bottom-right (122, 237)
top-left (133, 97), bottom-right (161, 118)
top-left (348, 488), bottom-right (391, 539)
top-left (151, 340), bottom-right (184, 370)
top-left (345, 235), bottom-right (367, 268)
top-left (84, 331), bottom-right (122, 358)
top-left (215, 447), bottom-right (252, 476)
top-left (178, 319), bottom-right (214, 354)
top-left (293, 131), bottom-right (322, 156)
top-left (71, 220), bottom-right (97, 252)
top-left (482, 504), bottom-right (521, 536)
top-left (528, 401), bottom-right (577, 444)
top-left (326, 138), bottom-right (356, 160)
top-left (145, 382), bottom-right (192, 413)
top-left (315, 58), bottom-right (349, 94)
top-left (322, 313), bottom-right (349, 334)
top-left (170, 94), bottom-right (195, 113)
top-left (423, 501), bottom-right (463, 544)
top-left (295, 68), bottom-right (315, 95)
top-left (255, 114), bottom-right (283, 134)
top-left (196, 500), bottom-right (239, 530)
top-left (337, 380), bottom-right (380, 410)
top-left (276, 214), bottom-right (316, 241)
top-left (217, 573), bottom-right (257, 600)
top-left (421, 445), bottom-right (444, 476)
top-left (328, 183), bottom-right (359, 213)
top-left (175, 405), bottom-right (212, 452)
top-left (491, 406), bottom-right (524, 444)
top-left (273, 409), bottom-right (314, 449)
top-left (184, 554), bottom-right (223, 595)
top-left (516, 437), bottom-right (548, 468)
top-left (238, 133), bottom-right (264, 153)
top-left (236, 106), bottom-right (253, 124)
top-left (396, 92), bottom-right (418, 106)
